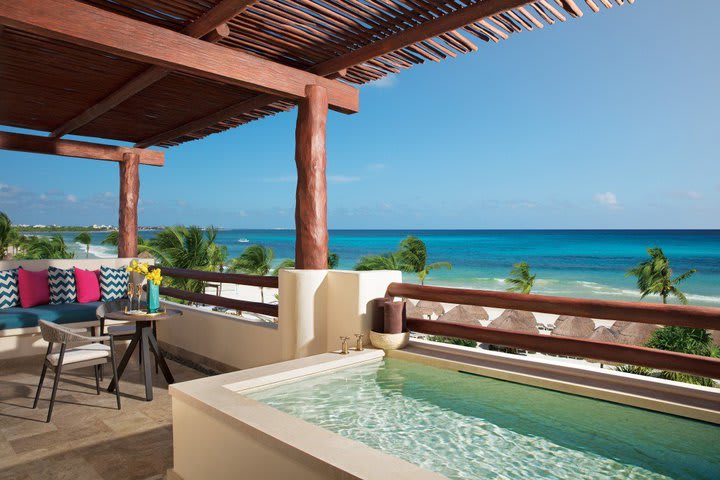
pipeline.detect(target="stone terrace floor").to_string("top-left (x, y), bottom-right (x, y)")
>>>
top-left (0, 347), bottom-right (204, 480)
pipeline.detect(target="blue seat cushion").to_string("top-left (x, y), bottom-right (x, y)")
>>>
top-left (0, 302), bottom-right (103, 330)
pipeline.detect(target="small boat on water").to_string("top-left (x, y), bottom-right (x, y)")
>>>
top-left (237, 238), bottom-right (249, 243)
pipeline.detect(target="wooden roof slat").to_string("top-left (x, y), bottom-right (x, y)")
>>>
top-left (1, 0), bottom-right (634, 147)
top-left (0, 0), bottom-right (359, 113)
top-left (50, 0), bottom-right (259, 138)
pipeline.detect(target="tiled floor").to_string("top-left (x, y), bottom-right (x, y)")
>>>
top-left (0, 346), bottom-right (204, 480)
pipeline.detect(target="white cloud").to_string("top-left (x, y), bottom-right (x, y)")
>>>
top-left (263, 176), bottom-right (295, 183)
top-left (328, 175), bottom-right (360, 184)
top-left (367, 75), bottom-right (397, 89)
top-left (594, 192), bottom-right (620, 209)
top-left (66, 194), bottom-right (78, 203)
top-left (367, 163), bottom-right (386, 171)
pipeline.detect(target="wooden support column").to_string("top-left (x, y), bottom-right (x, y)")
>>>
top-left (118, 153), bottom-right (140, 258)
top-left (294, 85), bottom-right (329, 269)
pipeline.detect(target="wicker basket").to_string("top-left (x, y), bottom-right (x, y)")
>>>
top-left (369, 330), bottom-right (410, 350)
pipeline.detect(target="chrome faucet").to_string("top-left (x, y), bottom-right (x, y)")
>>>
top-left (340, 336), bottom-right (350, 354)
top-left (355, 334), bottom-right (364, 351)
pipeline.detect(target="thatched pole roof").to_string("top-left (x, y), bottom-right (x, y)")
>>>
top-left (552, 315), bottom-right (595, 339)
top-left (438, 305), bottom-right (489, 325)
top-left (488, 309), bottom-right (538, 334)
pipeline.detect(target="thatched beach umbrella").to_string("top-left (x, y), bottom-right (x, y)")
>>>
top-left (709, 330), bottom-right (720, 347)
top-left (416, 300), bottom-right (445, 317)
top-left (488, 310), bottom-right (538, 334)
top-left (552, 316), bottom-right (595, 339)
top-left (612, 321), bottom-right (658, 346)
top-left (404, 300), bottom-right (434, 319)
top-left (589, 326), bottom-right (619, 343)
top-left (438, 305), bottom-right (488, 325)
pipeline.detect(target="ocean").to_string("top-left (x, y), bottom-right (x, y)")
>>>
top-left (48, 229), bottom-right (719, 307)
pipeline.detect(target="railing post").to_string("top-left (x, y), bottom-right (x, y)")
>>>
top-left (294, 84), bottom-right (328, 270)
top-left (118, 152), bottom-right (139, 258)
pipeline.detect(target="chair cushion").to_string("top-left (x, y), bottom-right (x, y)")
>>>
top-left (0, 268), bottom-right (19, 309)
top-left (0, 302), bottom-right (103, 330)
top-left (18, 268), bottom-right (50, 308)
top-left (100, 266), bottom-right (129, 302)
top-left (47, 343), bottom-right (110, 366)
top-left (75, 268), bottom-right (101, 303)
top-left (48, 266), bottom-right (77, 304)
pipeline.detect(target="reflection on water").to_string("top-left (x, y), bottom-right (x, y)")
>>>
top-left (249, 358), bottom-right (720, 480)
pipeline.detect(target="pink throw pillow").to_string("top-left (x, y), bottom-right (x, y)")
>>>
top-left (75, 268), bottom-right (101, 303)
top-left (18, 269), bottom-right (50, 308)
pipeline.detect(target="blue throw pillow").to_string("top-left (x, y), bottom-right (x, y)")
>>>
top-left (48, 266), bottom-right (77, 304)
top-left (100, 266), bottom-right (129, 302)
top-left (0, 268), bottom-right (19, 309)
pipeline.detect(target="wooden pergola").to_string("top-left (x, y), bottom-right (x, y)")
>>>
top-left (0, 0), bottom-right (633, 267)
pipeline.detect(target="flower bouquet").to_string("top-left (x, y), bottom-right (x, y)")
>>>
top-left (127, 261), bottom-right (163, 313)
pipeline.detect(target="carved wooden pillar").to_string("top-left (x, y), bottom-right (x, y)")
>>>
top-left (118, 152), bottom-right (140, 258)
top-left (294, 84), bottom-right (329, 269)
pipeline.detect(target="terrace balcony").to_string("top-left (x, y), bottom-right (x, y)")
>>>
top-left (1, 0), bottom-right (718, 479)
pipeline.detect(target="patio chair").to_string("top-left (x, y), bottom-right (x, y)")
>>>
top-left (33, 320), bottom-right (121, 423)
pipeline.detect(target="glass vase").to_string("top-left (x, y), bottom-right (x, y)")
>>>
top-left (148, 282), bottom-right (160, 313)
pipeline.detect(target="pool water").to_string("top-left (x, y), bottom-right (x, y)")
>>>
top-left (247, 358), bottom-right (719, 480)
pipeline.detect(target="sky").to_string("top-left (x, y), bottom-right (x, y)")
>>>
top-left (1, 0), bottom-right (718, 229)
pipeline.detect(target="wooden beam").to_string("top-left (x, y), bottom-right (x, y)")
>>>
top-left (49, 0), bottom-right (253, 138)
top-left (294, 85), bottom-right (329, 270)
top-left (0, 0), bottom-right (359, 113)
top-left (50, 25), bottom-right (231, 138)
top-left (387, 283), bottom-right (720, 330)
top-left (160, 286), bottom-right (278, 317)
top-left (0, 131), bottom-right (164, 166)
top-left (131, 0), bottom-right (532, 147)
top-left (408, 318), bottom-right (720, 379)
top-left (118, 153), bottom-right (140, 258)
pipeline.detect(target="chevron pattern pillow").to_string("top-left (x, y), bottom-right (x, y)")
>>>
top-left (100, 266), bottom-right (129, 302)
top-left (48, 266), bottom-right (77, 304)
top-left (0, 269), bottom-right (19, 309)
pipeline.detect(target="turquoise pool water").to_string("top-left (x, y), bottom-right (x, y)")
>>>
top-left (248, 358), bottom-right (719, 480)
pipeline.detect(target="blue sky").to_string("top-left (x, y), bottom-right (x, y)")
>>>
top-left (1, 0), bottom-right (718, 229)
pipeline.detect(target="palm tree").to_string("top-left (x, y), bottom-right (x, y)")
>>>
top-left (645, 326), bottom-right (717, 386)
top-left (0, 212), bottom-right (17, 259)
top-left (102, 230), bottom-right (146, 250)
top-left (208, 243), bottom-right (229, 272)
top-left (272, 258), bottom-right (296, 276)
top-left (327, 252), bottom-right (340, 269)
top-left (142, 226), bottom-right (218, 293)
top-left (397, 236), bottom-right (451, 285)
top-left (271, 252), bottom-right (340, 275)
top-left (17, 235), bottom-right (74, 260)
top-left (627, 247), bottom-right (696, 304)
top-left (505, 262), bottom-right (536, 294)
top-left (231, 245), bottom-right (274, 302)
top-left (355, 252), bottom-right (403, 271)
top-left (74, 232), bottom-right (92, 258)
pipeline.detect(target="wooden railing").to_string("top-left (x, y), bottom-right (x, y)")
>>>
top-left (387, 283), bottom-right (720, 379)
top-left (152, 266), bottom-right (279, 317)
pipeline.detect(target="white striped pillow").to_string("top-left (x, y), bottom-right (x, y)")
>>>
top-left (48, 266), bottom-right (77, 304)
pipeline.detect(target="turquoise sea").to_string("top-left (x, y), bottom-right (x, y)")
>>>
top-left (51, 229), bottom-right (719, 306)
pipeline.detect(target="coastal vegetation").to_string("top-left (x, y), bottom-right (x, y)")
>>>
top-left (142, 226), bottom-right (218, 294)
top-left (354, 236), bottom-right (451, 285)
top-left (102, 230), bottom-right (146, 248)
top-left (505, 262), bottom-right (536, 294)
top-left (270, 252), bottom-right (340, 275)
top-left (626, 247), bottom-right (696, 305)
top-left (16, 235), bottom-right (74, 260)
top-left (74, 232), bottom-right (92, 258)
top-left (231, 245), bottom-right (275, 302)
